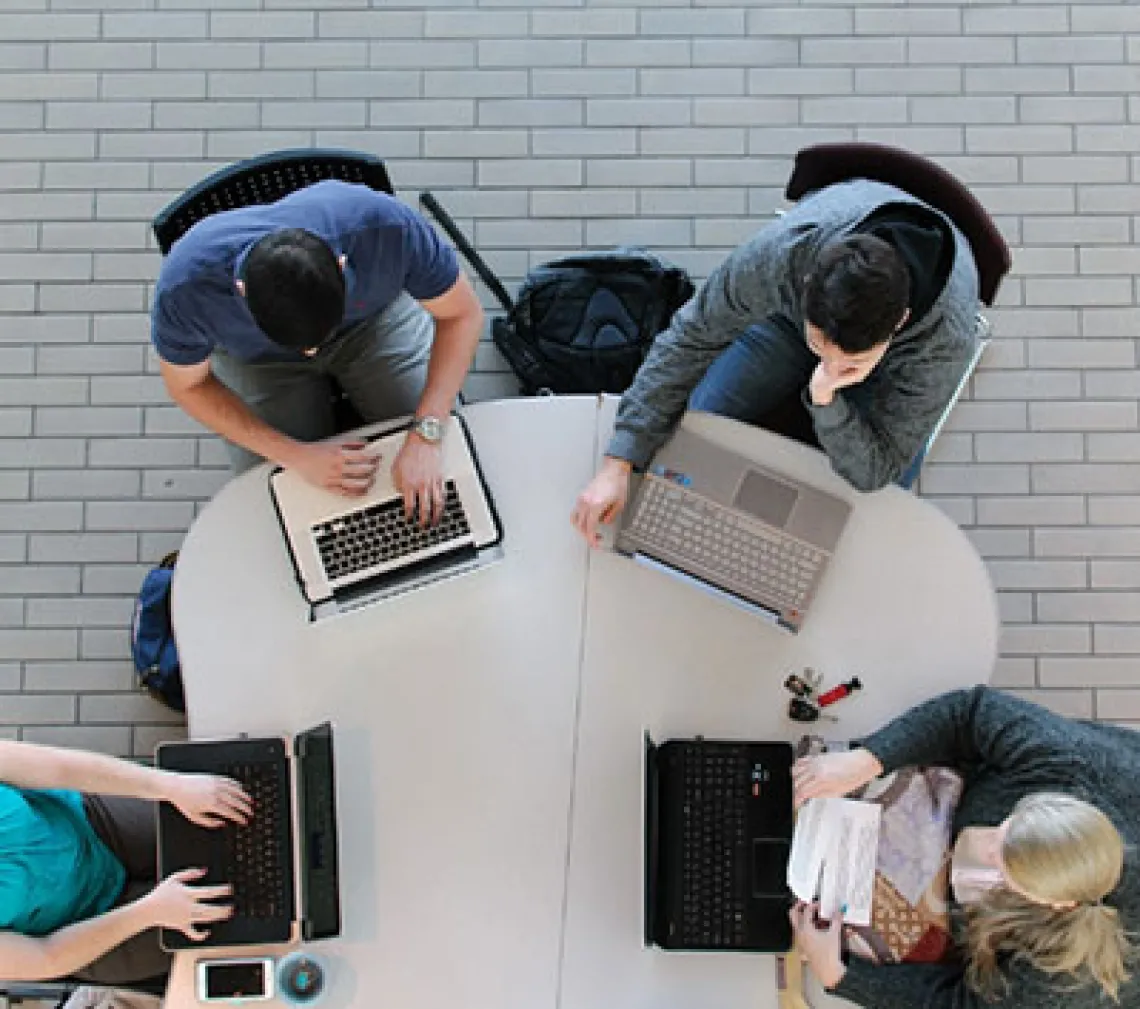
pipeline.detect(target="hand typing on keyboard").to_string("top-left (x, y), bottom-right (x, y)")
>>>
top-left (163, 772), bottom-right (253, 829)
top-left (392, 433), bottom-right (445, 527)
top-left (141, 867), bottom-right (235, 942)
top-left (286, 440), bottom-right (381, 497)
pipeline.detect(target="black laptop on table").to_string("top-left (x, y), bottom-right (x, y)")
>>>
top-left (644, 735), bottom-right (795, 953)
top-left (155, 722), bottom-right (341, 950)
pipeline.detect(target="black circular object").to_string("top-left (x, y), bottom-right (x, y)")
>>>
top-left (788, 697), bottom-right (820, 723)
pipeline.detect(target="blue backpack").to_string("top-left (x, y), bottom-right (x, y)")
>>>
top-left (130, 552), bottom-right (185, 713)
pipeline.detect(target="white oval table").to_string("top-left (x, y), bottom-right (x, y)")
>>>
top-left (165, 395), bottom-right (998, 1009)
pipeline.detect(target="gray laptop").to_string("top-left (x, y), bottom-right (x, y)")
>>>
top-left (270, 413), bottom-right (503, 621)
top-left (617, 427), bottom-right (851, 632)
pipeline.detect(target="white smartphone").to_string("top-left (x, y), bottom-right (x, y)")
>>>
top-left (195, 957), bottom-right (276, 1003)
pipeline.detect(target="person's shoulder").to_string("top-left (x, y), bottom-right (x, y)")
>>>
top-left (791, 178), bottom-right (901, 223)
top-left (157, 209), bottom-right (244, 292)
top-left (304, 179), bottom-right (401, 214)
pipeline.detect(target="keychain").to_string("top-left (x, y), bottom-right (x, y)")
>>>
top-left (784, 669), bottom-right (861, 723)
top-left (788, 697), bottom-right (837, 723)
top-left (817, 677), bottom-right (862, 709)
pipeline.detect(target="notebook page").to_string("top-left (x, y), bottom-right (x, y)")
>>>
top-left (817, 799), bottom-right (880, 927)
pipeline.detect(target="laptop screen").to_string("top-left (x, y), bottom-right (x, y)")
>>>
top-left (296, 723), bottom-right (342, 941)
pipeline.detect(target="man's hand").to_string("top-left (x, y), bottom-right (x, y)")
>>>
top-left (288, 441), bottom-right (380, 497)
top-left (789, 901), bottom-right (847, 990)
top-left (808, 358), bottom-right (878, 408)
top-left (392, 432), bottom-right (445, 526)
top-left (142, 868), bottom-right (234, 942)
top-left (571, 456), bottom-right (632, 547)
top-left (165, 772), bottom-right (252, 829)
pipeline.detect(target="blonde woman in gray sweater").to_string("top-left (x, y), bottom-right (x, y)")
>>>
top-left (791, 686), bottom-right (1137, 1008)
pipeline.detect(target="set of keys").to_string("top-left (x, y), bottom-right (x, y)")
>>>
top-left (783, 668), bottom-right (862, 723)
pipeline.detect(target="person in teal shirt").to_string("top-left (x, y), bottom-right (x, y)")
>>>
top-left (0, 740), bottom-right (251, 986)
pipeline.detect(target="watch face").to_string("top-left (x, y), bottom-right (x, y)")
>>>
top-left (416, 416), bottom-right (443, 442)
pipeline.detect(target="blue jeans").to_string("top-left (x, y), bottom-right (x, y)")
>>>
top-left (690, 316), bottom-right (927, 488)
top-left (689, 315), bottom-right (820, 446)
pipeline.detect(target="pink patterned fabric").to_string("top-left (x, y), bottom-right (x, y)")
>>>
top-left (846, 766), bottom-right (963, 963)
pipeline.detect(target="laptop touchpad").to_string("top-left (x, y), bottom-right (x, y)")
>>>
top-left (752, 837), bottom-right (792, 898)
top-left (734, 469), bottom-right (798, 529)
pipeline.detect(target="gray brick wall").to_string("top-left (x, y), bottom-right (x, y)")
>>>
top-left (2, 1), bottom-right (1139, 757)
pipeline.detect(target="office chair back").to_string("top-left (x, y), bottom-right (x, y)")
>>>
top-left (784, 142), bottom-right (1011, 307)
top-left (152, 149), bottom-right (393, 256)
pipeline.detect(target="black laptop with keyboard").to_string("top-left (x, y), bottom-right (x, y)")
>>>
top-left (644, 735), bottom-right (795, 952)
top-left (155, 723), bottom-right (341, 950)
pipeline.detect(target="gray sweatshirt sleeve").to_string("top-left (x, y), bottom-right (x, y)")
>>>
top-left (832, 952), bottom-right (1091, 1009)
top-left (806, 329), bottom-right (971, 492)
top-left (856, 685), bottom-right (1075, 779)
top-left (606, 226), bottom-right (815, 469)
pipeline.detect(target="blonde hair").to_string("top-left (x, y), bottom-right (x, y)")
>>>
top-left (963, 793), bottom-right (1135, 1002)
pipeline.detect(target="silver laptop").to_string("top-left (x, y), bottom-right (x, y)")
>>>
top-left (616, 427), bottom-right (851, 632)
top-left (270, 413), bottom-right (503, 620)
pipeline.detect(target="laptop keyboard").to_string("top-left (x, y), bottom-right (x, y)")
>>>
top-left (312, 480), bottom-right (472, 584)
top-left (221, 762), bottom-right (290, 920)
top-left (628, 479), bottom-right (824, 611)
top-left (680, 743), bottom-right (749, 948)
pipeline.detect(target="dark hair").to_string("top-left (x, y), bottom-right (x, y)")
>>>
top-left (241, 229), bottom-right (345, 350)
top-left (803, 235), bottom-right (910, 354)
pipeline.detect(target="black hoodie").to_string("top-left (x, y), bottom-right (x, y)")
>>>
top-left (856, 202), bottom-right (957, 327)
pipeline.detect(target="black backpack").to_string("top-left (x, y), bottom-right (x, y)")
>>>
top-left (491, 250), bottom-right (694, 395)
top-left (418, 193), bottom-right (694, 396)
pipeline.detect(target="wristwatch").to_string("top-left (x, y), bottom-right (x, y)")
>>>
top-left (410, 415), bottom-right (444, 444)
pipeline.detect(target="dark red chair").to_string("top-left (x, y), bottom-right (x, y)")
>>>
top-left (785, 141), bottom-right (1010, 306)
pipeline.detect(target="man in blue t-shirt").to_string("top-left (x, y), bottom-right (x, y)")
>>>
top-left (152, 180), bottom-right (484, 518)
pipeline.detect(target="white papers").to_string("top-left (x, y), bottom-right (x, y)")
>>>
top-left (786, 797), bottom-right (881, 927)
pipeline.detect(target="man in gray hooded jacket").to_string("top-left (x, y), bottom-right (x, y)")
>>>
top-left (572, 178), bottom-right (982, 545)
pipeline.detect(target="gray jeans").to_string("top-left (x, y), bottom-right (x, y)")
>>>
top-left (211, 292), bottom-right (435, 474)
top-left (75, 795), bottom-right (169, 987)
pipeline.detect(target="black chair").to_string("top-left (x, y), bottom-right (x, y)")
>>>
top-left (768, 142), bottom-right (1011, 488)
top-left (152, 148), bottom-right (393, 255)
top-left (151, 149), bottom-right (396, 434)
top-left (0, 973), bottom-right (167, 1007)
top-left (0, 981), bottom-right (75, 1008)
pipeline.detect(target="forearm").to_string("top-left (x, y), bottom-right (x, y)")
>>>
top-left (608, 325), bottom-right (731, 469)
top-left (415, 309), bottom-right (482, 420)
top-left (2, 901), bottom-right (152, 981)
top-left (0, 739), bottom-right (177, 802)
top-left (169, 373), bottom-right (303, 469)
top-left (831, 957), bottom-right (979, 1009)
top-left (859, 686), bottom-right (1009, 775)
top-left (608, 239), bottom-right (783, 469)
top-left (806, 392), bottom-right (913, 492)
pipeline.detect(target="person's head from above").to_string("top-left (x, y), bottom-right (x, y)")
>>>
top-left (966, 792), bottom-right (1134, 1002)
top-left (236, 229), bottom-right (346, 356)
top-left (802, 234), bottom-right (911, 381)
